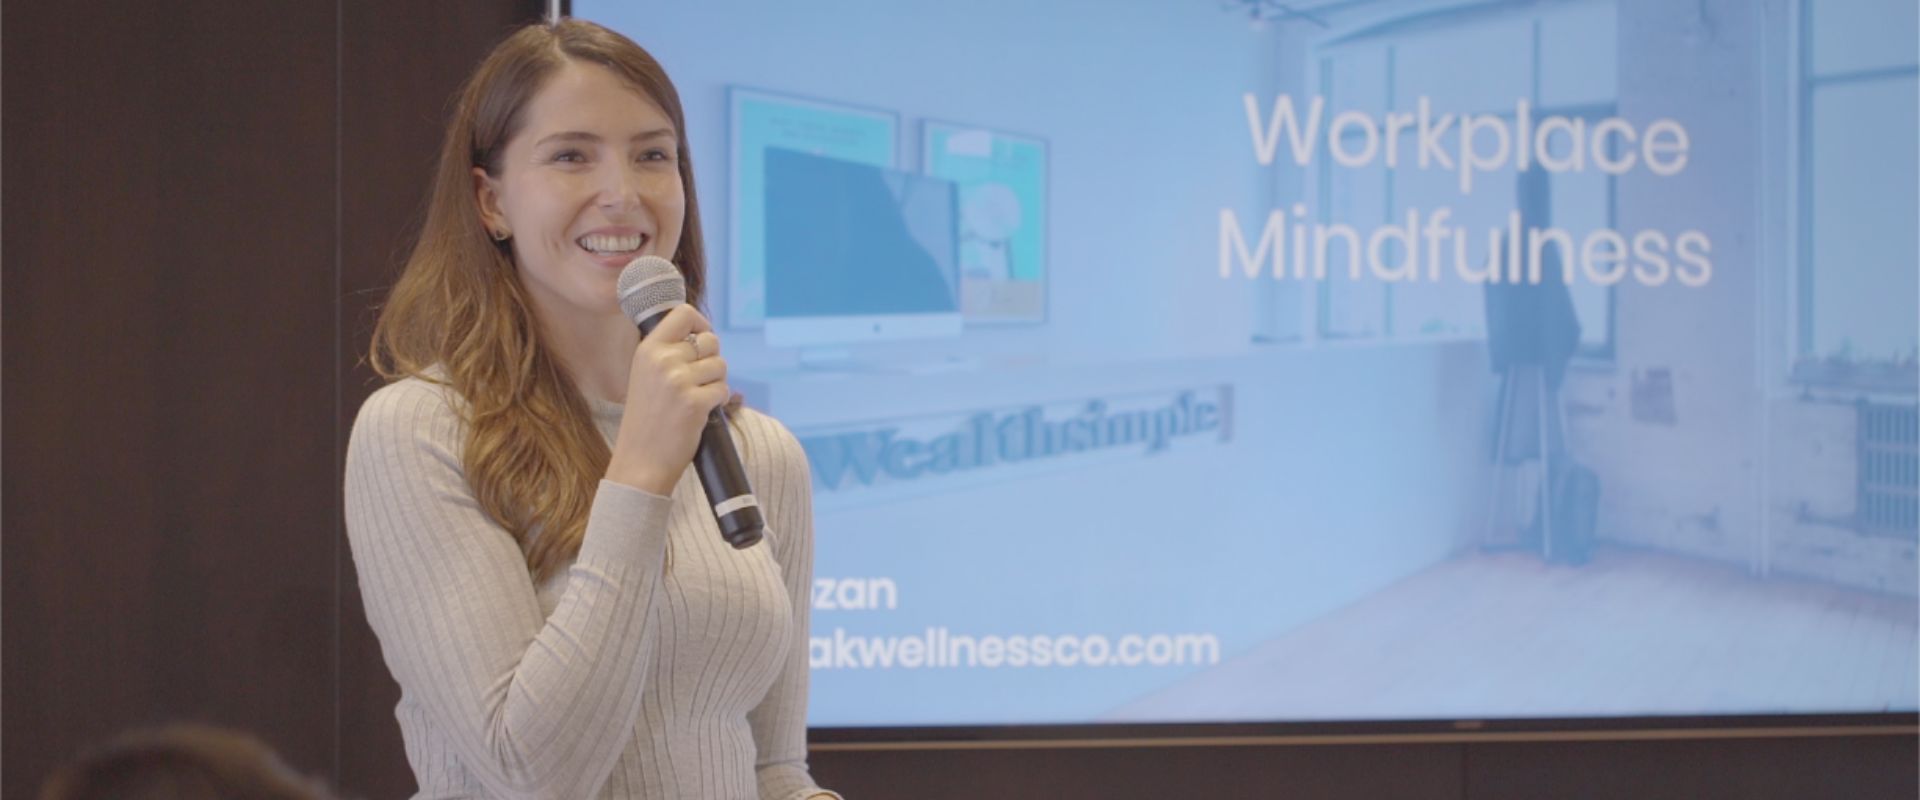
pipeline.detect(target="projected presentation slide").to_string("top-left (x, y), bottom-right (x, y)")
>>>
top-left (577, 0), bottom-right (1920, 727)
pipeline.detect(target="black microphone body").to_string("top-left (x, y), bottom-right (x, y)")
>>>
top-left (691, 405), bottom-right (765, 549)
top-left (629, 286), bottom-right (766, 550)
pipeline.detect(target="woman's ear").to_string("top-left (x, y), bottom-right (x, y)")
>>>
top-left (472, 166), bottom-right (510, 239)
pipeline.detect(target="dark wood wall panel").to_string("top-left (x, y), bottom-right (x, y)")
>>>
top-left (1467, 735), bottom-right (1920, 799)
top-left (810, 743), bottom-right (1467, 800)
top-left (3, 2), bottom-right (340, 797)
top-left (809, 734), bottom-right (1920, 800)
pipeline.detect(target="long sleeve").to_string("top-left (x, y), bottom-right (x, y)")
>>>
top-left (739, 411), bottom-right (842, 800)
top-left (344, 379), bottom-right (671, 800)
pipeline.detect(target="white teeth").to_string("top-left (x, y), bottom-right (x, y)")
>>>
top-left (579, 234), bottom-right (644, 253)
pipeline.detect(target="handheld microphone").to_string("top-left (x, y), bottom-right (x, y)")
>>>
top-left (616, 256), bottom-right (765, 550)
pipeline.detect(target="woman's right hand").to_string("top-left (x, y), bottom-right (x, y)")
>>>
top-left (605, 304), bottom-right (729, 496)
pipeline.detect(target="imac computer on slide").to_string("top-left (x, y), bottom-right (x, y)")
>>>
top-left (761, 147), bottom-right (963, 360)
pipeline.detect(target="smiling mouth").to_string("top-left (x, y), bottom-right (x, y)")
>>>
top-left (578, 233), bottom-right (649, 256)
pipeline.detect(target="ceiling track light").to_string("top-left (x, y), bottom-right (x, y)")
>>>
top-left (1223, 0), bottom-right (1332, 30)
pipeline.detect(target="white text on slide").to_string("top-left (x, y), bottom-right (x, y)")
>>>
top-left (812, 577), bottom-right (898, 611)
top-left (810, 628), bottom-right (1222, 670)
top-left (1223, 94), bottom-right (1712, 289)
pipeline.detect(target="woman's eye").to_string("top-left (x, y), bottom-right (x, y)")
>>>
top-left (550, 149), bottom-right (587, 164)
top-left (639, 149), bottom-right (674, 163)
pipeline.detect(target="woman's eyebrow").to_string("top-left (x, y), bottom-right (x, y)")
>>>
top-left (533, 131), bottom-right (600, 147)
top-left (533, 128), bottom-right (674, 147)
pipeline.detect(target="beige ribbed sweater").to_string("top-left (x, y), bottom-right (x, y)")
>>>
top-left (344, 376), bottom-right (838, 800)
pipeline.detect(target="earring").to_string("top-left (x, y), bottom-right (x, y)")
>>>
top-left (492, 229), bottom-right (510, 241)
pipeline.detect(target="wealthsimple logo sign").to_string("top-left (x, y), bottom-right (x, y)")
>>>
top-left (795, 386), bottom-right (1232, 506)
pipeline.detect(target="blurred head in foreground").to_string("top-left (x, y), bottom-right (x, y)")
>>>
top-left (39, 723), bottom-right (337, 800)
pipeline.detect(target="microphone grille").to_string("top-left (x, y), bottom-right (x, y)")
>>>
top-left (616, 256), bottom-right (686, 324)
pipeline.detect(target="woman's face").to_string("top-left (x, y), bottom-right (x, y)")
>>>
top-left (474, 60), bottom-right (686, 322)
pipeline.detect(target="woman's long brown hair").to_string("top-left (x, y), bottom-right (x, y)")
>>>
top-left (369, 19), bottom-right (709, 583)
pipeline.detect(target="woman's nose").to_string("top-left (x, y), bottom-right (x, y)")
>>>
top-left (597, 164), bottom-right (643, 211)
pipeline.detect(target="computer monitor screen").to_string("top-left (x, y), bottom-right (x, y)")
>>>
top-left (763, 148), bottom-right (962, 346)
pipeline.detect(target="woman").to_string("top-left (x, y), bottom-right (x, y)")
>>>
top-left (345, 19), bottom-right (839, 800)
